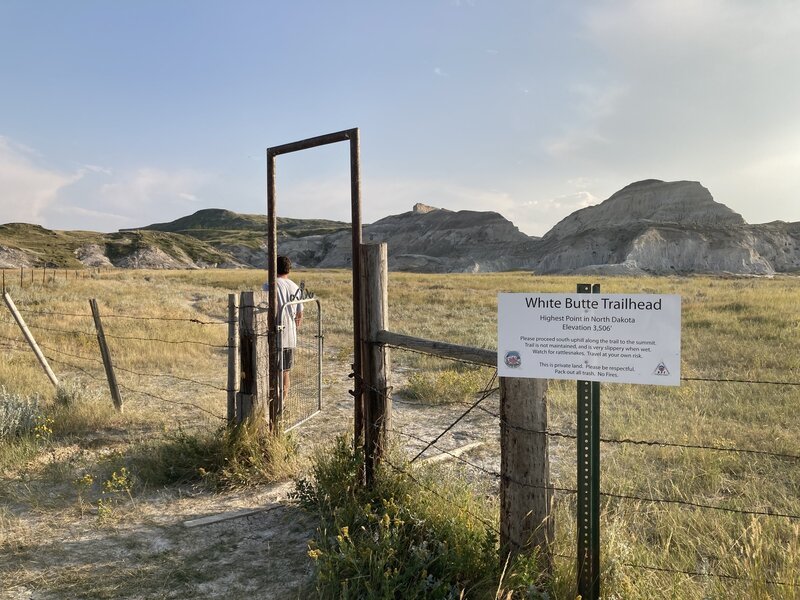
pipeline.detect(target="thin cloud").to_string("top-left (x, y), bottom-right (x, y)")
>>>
top-left (0, 136), bottom-right (83, 224)
top-left (545, 128), bottom-right (609, 159)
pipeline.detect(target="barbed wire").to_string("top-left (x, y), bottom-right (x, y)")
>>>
top-left (409, 370), bottom-right (498, 463)
top-left (475, 406), bottom-right (800, 462)
top-left (41, 352), bottom-right (226, 421)
top-left (22, 322), bottom-right (230, 349)
top-left (617, 559), bottom-right (798, 588)
top-left (395, 430), bottom-right (800, 589)
top-left (393, 428), bottom-right (577, 496)
top-left (114, 381), bottom-right (226, 421)
top-left (682, 375), bottom-right (800, 387)
top-left (395, 427), bottom-right (800, 521)
top-left (383, 342), bottom-right (800, 387)
top-left (382, 341), bottom-right (496, 369)
top-left (35, 341), bottom-right (228, 392)
top-left (552, 553), bottom-right (798, 588)
top-left (14, 307), bottom-right (231, 325)
top-left (381, 455), bottom-right (501, 535)
top-left (601, 489), bottom-right (800, 521)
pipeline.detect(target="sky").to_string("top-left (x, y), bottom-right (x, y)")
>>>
top-left (1, 0), bottom-right (799, 237)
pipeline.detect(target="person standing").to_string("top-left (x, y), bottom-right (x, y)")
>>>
top-left (263, 256), bottom-right (303, 399)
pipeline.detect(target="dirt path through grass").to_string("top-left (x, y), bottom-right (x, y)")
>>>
top-left (2, 368), bottom-right (515, 599)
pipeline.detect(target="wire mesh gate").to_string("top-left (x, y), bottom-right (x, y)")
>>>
top-left (278, 297), bottom-right (323, 432)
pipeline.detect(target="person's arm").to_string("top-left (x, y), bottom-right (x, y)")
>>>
top-left (295, 306), bottom-right (303, 328)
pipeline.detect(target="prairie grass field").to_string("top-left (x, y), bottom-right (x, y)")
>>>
top-left (0, 268), bottom-right (798, 598)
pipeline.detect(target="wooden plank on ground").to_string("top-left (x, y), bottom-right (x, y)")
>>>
top-left (183, 504), bottom-right (282, 528)
top-left (418, 441), bottom-right (484, 465)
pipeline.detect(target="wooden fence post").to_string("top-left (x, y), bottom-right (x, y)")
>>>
top-left (500, 376), bottom-right (552, 569)
top-left (227, 293), bottom-right (239, 424)
top-left (3, 291), bottom-right (59, 388)
top-left (360, 243), bottom-right (391, 485)
top-left (235, 291), bottom-right (268, 424)
top-left (89, 299), bottom-right (123, 412)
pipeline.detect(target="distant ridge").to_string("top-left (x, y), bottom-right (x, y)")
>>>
top-left (1, 182), bottom-right (799, 274)
top-left (129, 209), bottom-right (268, 232)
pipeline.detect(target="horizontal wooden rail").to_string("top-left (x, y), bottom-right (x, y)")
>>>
top-left (374, 330), bottom-right (496, 367)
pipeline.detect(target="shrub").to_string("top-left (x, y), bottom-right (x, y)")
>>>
top-left (130, 417), bottom-right (302, 490)
top-left (294, 436), bottom-right (502, 598)
top-left (0, 387), bottom-right (42, 439)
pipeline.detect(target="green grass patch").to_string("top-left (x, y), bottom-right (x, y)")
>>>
top-left (294, 436), bottom-right (553, 599)
top-left (127, 418), bottom-right (302, 490)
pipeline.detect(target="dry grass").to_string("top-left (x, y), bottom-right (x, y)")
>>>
top-left (0, 269), bottom-right (799, 598)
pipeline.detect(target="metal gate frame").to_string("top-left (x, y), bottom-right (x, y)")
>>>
top-left (277, 296), bottom-right (323, 432)
top-left (266, 128), bottom-right (363, 437)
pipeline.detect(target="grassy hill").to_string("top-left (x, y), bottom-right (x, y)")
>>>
top-left (0, 209), bottom-right (350, 268)
top-left (0, 223), bottom-right (237, 268)
top-left (130, 208), bottom-right (350, 249)
top-left (104, 230), bottom-right (236, 266)
top-left (0, 223), bottom-right (105, 268)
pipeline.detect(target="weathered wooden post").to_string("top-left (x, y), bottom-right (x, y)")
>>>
top-left (89, 299), bottom-right (123, 412)
top-left (235, 290), bottom-right (268, 424)
top-left (226, 293), bottom-right (240, 424)
top-left (500, 376), bottom-right (552, 569)
top-left (360, 242), bottom-right (391, 485)
top-left (3, 292), bottom-right (59, 388)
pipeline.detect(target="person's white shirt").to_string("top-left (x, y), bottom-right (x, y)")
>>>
top-left (262, 278), bottom-right (303, 348)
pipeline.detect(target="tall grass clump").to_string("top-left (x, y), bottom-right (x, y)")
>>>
top-left (294, 436), bottom-right (511, 599)
top-left (49, 381), bottom-right (119, 437)
top-left (130, 417), bottom-right (302, 490)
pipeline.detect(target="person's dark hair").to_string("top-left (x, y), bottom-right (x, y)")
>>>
top-left (277, 255), bottom-right (292, 276)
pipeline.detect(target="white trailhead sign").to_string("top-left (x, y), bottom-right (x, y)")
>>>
top-left (497, 293), bottom-right (681, 386)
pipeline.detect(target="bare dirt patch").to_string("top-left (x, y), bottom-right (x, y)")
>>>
top-left (1, 366), bottom-right (516, 599)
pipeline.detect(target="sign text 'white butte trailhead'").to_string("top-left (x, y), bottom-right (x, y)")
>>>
top-left (497, 293), bottom-right (681, 386)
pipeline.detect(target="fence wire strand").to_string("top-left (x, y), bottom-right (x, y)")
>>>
top-left (22, 322), bottom-right (230, 348)
top-left (475, 406), bottom-right (800, 462)
top-left (552, 553), bottom-right (798, 588)
top-left (14, 307), bottom-right (231, 325)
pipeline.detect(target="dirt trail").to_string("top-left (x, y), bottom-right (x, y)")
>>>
top-left (2, 368), bottom-right (517, 599)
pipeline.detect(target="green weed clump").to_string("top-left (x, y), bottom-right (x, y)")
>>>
top-left (130, 418), bottom-right (302, 490)
top-left (294, 436), bottom-right (522, 599)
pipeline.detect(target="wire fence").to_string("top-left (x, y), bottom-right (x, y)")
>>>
top-left (0, 296), bottom-right (232, 422)
top-left (0, 291), bottom-right (324, 429)
top-left (385, 343), bottom-right (800, 591)
top-left (2, 281), bottom-right (799, 590)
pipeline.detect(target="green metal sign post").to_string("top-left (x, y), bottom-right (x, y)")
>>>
top-left (576, 282), bottom-right (601, 600)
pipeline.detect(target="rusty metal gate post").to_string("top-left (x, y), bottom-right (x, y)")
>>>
top-left (267, 129), bottom-right (363, 438)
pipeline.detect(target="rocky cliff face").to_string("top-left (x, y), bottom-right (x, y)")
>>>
top-left (279, 205), bottom-right (536, 272)
top-left (544, 180), bottom-right (744, 241)
top-left (530, 180), bottom-right (799, 276)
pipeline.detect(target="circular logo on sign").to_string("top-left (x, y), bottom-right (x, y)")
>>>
top-left (504, 351), bottom-right (522, 368)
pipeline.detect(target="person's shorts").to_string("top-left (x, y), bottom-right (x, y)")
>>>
top-left (282, 349), bottom-right (294, 370)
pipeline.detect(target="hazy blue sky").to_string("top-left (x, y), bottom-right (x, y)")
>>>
top-left (1, 0), bottom-right (798, 235)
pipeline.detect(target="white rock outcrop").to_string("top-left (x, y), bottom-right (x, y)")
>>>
top-left (531, 179), bottom-right (799, 275)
